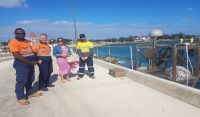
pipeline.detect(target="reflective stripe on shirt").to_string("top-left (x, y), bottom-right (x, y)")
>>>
top-left (22, 53), bottom-right (34, 57)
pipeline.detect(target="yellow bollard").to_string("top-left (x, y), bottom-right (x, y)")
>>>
top-left (190, 37), bottom-right (194, 43)
top-left (180, 38), bottom-right (184, 44)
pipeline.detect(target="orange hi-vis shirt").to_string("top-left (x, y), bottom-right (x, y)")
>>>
top-left (8, 38), bottom-right (34, 57)
top-left (32, 41), bottom-right (51, 56)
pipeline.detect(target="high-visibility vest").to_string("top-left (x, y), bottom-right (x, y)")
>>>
top-left (76, 41), bottom-right (93, 53)
top-left (32, 41), bottom-right (51, 56)
top-left (8, 38), bottom-right (34, 57)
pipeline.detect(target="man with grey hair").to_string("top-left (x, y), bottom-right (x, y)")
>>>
top-left (32, 34), bottom-right (54, 91)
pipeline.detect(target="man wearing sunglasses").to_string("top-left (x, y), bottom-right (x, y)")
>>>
top-left (8, 28), bottom-right (43, 105)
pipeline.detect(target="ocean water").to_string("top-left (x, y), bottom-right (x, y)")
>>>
top-left (93, 41), bottom-right (200, 89)
top-left (94, 41), bottom-right (179, 68)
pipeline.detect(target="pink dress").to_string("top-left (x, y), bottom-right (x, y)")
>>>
top-left (57, 46), bottom-right (70, 76)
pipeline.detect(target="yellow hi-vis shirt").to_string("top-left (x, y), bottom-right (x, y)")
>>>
top-left (76, 41), bottom-right (94, 53)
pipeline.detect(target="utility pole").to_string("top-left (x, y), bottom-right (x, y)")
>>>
top-left (72, 0), bottom-right (77, 42)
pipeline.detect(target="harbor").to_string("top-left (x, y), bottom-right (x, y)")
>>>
top-left (93, 39), bottom-right (200, 89)
top-left (1, 0), bottom-right (200, 116)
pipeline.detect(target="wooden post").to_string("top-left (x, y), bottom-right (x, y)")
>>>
top-left (178, 49), bottom-right (184, 66)
top-left (172, 47), bottom-right (177, 81)
top-left (195, 47), bottom-right (200, 77)
top-left (192, 47), bottom-right (200, 87)
top-left (164, 48), bottom-right (168, 71)
top-left (152, 48), bottom-right (158, 71)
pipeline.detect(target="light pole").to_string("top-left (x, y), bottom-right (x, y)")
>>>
top-left (72, 0), bottom-right (78, 43)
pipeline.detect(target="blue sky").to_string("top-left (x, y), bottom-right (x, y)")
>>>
top-left (0, 0), bottom-right (200, 41)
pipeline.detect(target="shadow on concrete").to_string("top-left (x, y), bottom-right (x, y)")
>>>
top-left (68, 72), bottom-right (78, 79)
top-left (33, 74), bottom-right (58, 91)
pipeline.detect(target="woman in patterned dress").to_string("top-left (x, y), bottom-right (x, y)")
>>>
top-left (53, 38), bottom-right (71, 83)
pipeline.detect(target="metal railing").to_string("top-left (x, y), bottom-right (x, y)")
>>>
top-left (93, 45), bottom-right (147, 70)
top-left (0, 50), bottom-right (13, 62)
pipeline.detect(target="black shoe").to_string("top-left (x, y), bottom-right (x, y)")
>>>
top-left (90, 76), bottom-right (96, 79)
top-left (77, 77), bottom-right (82, 80)
top-left (40, 88), bottom-right (49, 91)
top-left (47, 84), bottom-right (55, 87)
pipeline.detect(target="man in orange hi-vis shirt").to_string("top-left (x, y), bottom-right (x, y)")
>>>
top-left (32, 34), bottom-right (53, 91)
top-left (8, 28), bottom-right (43, 105)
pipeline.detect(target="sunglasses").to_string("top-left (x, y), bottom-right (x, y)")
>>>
top-left (58, 39), bottom-right (64, 42)
top-left (16, 33), bottom-right (26, 35)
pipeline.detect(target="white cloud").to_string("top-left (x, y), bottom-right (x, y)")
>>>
top-left (0, 0), bottom-right (27, 8)
top-left (17, 19), bottom-right (48, 24)
top-left (53, 21), bottom-right (72, 25)
top-left (130, 22), bottom-right (147, 26)
top-left (53, 20), bottom-right (92, 26)
top-left (186, 7), bottom-right (193, 11)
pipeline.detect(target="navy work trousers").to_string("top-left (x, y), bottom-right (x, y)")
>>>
top-left (78, 57), bottom-right (94, 78)
top-left (38, 57), bottom-right (53, 89)
top-left (13, 57), bottom-right (36, 100)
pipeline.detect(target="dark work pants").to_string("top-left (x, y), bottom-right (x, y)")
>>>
top-left (78, 57), bottom-right (94, 78)
top-left (13, 57), bottom-right (35, 100)
top-left (38, 57), bottom-right (53, 90)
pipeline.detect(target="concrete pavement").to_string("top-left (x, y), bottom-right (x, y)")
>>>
top-left (0, 58), bottom-right (200, 117)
